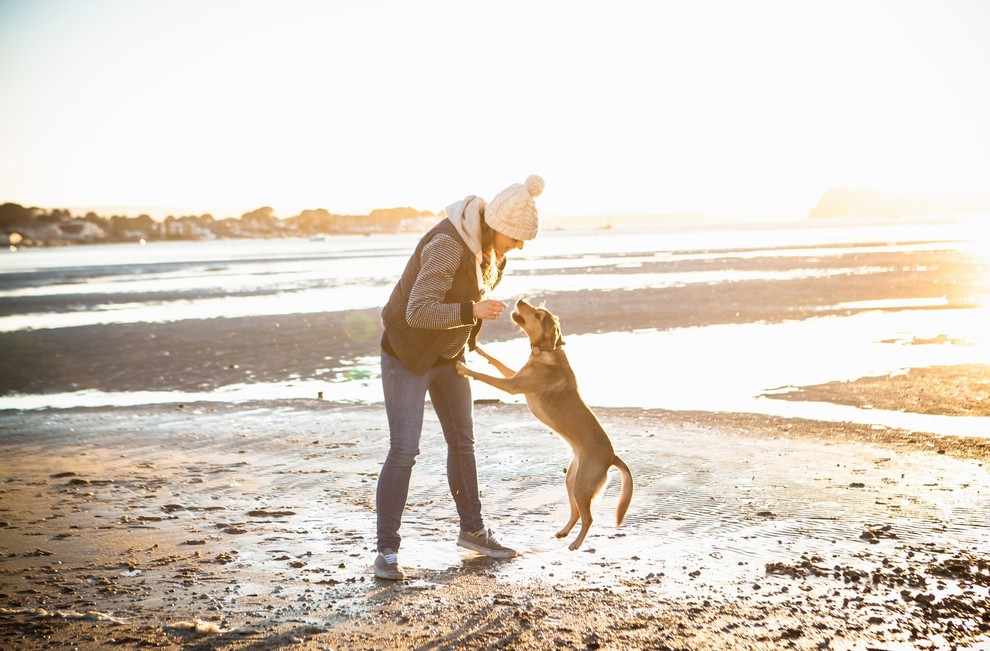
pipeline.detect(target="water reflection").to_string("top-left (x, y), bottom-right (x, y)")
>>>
top-left (4, 307), bottom-right (988, 439)
top-left (0, 265), bottom-right (896, 333)
top-left (470, 305), bottom-right (990, 438)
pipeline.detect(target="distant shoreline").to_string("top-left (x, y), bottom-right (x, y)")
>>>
top-left (4, 210), bottom-right (983, 252)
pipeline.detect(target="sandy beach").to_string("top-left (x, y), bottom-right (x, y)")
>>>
top-left (2, 222), bottom-right (990, 650)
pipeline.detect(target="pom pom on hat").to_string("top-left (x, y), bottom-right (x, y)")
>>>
top-left (525, 174), bottom-right (545, 198)
top-left (485, 174), bottom-right (545, 241)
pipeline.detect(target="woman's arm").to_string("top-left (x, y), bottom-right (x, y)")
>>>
top-left (405, 234), bottom-right (473, 330)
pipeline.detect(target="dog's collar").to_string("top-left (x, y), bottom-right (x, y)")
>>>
top-left (531, 342), bottom-right (564, 356)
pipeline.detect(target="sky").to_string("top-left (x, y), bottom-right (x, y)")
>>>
top-left (1, 0), bottom-right (988, 221)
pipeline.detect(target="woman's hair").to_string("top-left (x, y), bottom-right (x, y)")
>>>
top-left (479, 210), bottom-right (499, 290)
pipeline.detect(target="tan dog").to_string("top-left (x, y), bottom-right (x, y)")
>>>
top-left (456, 299), bottom-right (633, 550)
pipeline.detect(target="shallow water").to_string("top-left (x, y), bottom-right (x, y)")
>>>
top-left (4, 305), bottom-right (988, 438)
top-left (3, 218), bottom-right (989, 440)
top-left (1, 218), bottom-right (984, 331)
top-left (0, 259), bottom-right (937, 332)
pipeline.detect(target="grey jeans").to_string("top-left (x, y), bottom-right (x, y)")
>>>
top-left (376, 349), bottom-right (484, 552)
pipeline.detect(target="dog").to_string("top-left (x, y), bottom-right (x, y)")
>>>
top-left (455, 299), bottom-right (633, 550)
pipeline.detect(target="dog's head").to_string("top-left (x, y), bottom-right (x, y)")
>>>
top-left (511, 299), bottom-right (565, 352)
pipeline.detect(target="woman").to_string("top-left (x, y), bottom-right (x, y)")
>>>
top-left (374, 175), bottom-right (545, 580)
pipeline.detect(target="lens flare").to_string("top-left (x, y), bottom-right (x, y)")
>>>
top-left (344, 312), bottom-right (377, 343)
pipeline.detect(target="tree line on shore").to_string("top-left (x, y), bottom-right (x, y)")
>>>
top-left (0, 203), bottom-right (438, 247)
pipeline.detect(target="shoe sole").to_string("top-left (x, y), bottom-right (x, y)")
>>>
top-left (373, 566), bottom-right (405, 580)
top-left (457, 538), bottom-right (517, 559)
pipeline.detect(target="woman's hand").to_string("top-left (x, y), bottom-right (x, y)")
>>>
top-left (473, 299), bottom-right (507, 321)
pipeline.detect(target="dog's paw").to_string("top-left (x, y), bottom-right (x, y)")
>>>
top-left (454, 361), bottom-right (470, 376)
top-left (568, 540), bottom-right (582, 551)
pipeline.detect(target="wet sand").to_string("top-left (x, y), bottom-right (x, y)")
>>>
top-left (1, 402), bottom-right (989, 650)
top-left (2, 233), bottom-right (990, 649)
top-left (767, 364), bottom-right (990, 418)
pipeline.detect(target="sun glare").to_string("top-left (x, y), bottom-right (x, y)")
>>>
top-left (1, 2), bottom-right (988, 220)
top-left (957, 216), bottom-right (990, 303)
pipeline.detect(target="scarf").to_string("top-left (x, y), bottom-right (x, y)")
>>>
top-left (444, 195), bottom-right (488, 294)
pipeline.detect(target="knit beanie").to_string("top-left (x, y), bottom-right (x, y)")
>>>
top-left (484, 174), bottom-right (545, 241)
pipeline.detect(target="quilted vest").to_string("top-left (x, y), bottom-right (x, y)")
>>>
top-left (380, 219), bottom-right (484, 374)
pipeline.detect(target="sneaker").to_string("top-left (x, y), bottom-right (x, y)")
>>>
top-left (373, 548), bottom-right (404, 580)
top-left (457, 527), bottom-right (517, 559)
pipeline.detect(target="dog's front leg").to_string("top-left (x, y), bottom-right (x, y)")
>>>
top-left (473, 345), bottom-right (516, 379)
top-left (455, 362), bottom-right (533, 395)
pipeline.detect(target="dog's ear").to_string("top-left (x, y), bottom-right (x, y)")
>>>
top-left (552, 315), bottom-right (565, 348)
top-left (539, 313), bottom-right (554, 347)
top-left (542, 313), bottom-right (564, 349)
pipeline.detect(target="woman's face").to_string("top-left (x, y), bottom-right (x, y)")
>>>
top-left (493, 231), bottom-right (525, 257)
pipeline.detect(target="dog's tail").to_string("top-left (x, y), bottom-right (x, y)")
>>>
top-left (612, 456), bottom-right (633, 527)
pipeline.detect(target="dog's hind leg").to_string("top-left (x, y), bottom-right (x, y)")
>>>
top-left (555, 459), bottom-right (580, 540)
top-left (567, 463), bottom-right (609, 550)
top-left (568, 497), bottom-right (594, 551)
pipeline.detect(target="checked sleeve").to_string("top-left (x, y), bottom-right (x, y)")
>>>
top-left (405, 234), bottom-right (475, 330)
